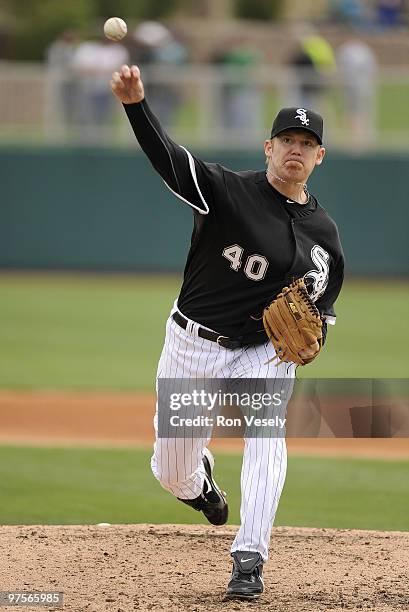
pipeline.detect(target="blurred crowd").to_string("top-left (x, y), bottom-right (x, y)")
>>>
top-left (46, 22), bottom-right (189, 133)
top-left (45, 18), bottom-right (382, 146)
top-left (329, 0), bottom-right (407, 28)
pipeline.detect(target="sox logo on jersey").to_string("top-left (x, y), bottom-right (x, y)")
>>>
top-left (304, 245), bottom-right (330, 302)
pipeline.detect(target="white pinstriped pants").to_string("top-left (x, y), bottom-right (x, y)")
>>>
top-left (151, 305), bottom-right (295, 561)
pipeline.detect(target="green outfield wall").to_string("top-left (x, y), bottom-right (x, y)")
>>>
top-left (1, 147), bottom-right (408, 275)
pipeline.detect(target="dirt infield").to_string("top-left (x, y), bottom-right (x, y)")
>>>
top-left (0, 524), bottom-right (408, 612)
top-left (0, 391), bottom-right (408, 459)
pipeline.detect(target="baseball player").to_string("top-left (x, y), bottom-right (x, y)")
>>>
top-left (111, 64), bottom-right (344, 600)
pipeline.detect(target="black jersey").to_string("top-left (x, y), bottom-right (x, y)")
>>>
top-left (124, 100), bottom-right (344, 343)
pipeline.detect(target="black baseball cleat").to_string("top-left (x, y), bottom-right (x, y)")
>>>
top-left (177, 448), bottom-right (228, 526)
top-left (226, 551), bottom-right (264, 600)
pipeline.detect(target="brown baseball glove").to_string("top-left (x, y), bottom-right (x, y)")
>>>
top-left (262, 278), bottom-right (323, 366)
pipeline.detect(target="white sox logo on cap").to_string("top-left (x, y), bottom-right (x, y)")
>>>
top-left (295, 108), bottom-right (309, 126)
top-left (271, 106), bottom-right (323, 143)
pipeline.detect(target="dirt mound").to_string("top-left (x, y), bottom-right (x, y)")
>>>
top-left (0, 524), bottom-right (407, 611)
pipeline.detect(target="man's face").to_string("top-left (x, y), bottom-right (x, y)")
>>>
top-left (264, 129), bottom-right (325, 183)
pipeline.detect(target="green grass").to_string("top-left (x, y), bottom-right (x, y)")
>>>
top-left (303, 280), bottom-right (409, 378)
top-left (0, 274), bottom-right (178, 390)
top-left (278, 454), bottom-right (409, 531)
top-left (0, 274), bottom-right (408, 389)
top-left (0, 446), bottom-right (407, 530)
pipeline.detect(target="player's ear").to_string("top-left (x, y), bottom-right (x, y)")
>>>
top-left (315, 146), bottom-right (326, 166)
top-left (264, 139), bottom-right (274, 165)
top-left (264, 138), bottom-right (273, 158)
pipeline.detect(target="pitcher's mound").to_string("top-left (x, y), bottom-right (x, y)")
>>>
top-left (0, 524), bottom-right (408, 611)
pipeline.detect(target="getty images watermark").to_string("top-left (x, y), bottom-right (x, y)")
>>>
top-left (157, 378), bottom-right (292, 438)
top-left (168, 389), bottom-right (287, 429)
top-left (157, 378), bottom-right (409, 438)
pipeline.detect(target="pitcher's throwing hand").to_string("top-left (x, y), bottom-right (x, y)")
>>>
top-left (110, 64), bottom-right (144, 105)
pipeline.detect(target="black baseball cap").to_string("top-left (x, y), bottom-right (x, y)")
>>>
top-left (271, 107), bottom-right (323, 145)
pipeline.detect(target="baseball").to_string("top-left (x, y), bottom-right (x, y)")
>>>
top-left (103, 17), bottom-right (127, 42)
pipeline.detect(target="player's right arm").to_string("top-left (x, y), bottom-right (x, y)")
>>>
top-left (111, 64), bottom-right (219, 214)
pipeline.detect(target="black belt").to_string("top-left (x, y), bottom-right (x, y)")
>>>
top-left (172, 311), bottom-right (242, 350)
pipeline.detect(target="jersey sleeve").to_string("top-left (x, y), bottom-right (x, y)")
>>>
top-left (123, 99), bottom-right (225, 215)
top-left (315, 252), bottom-right (344, 325)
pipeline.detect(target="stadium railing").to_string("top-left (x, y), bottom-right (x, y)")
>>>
top-left (0, 62), bottom-right (408, 151)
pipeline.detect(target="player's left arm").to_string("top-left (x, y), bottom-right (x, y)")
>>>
top-left (315, 252), bottom-right (345, 328)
